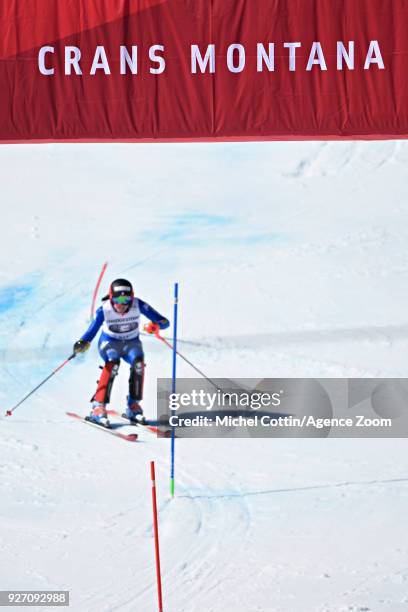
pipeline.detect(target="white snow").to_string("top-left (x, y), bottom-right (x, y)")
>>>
top-left (0, 140), bottom-right (407, 611)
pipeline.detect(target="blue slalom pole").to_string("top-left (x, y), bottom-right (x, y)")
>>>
top-left (170, 282), bottom-right (179, 498)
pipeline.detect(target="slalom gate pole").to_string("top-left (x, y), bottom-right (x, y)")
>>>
top-left (90, 261), bottom-right (108, 320)
top-left (150, 461), bottom-right (164, 612)
top-left (170, 282), bottom-right (179, 498)
top-left (5, 354), bottom-right (76, 417)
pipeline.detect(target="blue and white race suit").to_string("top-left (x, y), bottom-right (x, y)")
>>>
top-left (81, 298), bottom-right (169, 363)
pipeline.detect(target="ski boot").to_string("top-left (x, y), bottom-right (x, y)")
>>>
top-left (87, 401), bottom-right (111, 428)
top-left (125, 397), bottom-right (144, 423)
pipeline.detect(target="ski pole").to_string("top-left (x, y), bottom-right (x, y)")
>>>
top-left (146, 326), bottom-right (220, 392)
top-left (140, 331), bottom-right (213, 349)
top-left (5, 353), bottom-right (76, 416)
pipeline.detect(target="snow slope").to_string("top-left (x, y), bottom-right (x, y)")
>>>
top-left (0, 141), bottom-right (407, 611)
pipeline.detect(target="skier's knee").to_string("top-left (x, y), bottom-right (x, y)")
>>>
top-left (108, 358), bottom-right (120, 372)
top-left (132, 357), bottom-right (144, 373)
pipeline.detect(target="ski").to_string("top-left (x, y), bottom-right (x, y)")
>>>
top-left (66, 412), bottom-right (138, 443)
top-left (106, 410), bottom-right (171, 438)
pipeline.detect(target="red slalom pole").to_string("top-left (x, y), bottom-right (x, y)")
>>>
top-left (150, 461), bottom-right (164, 612)
top-left (90, 261), bottom-right (108, 320)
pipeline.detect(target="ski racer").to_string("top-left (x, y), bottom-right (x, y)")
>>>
top-left (73, 278), bottom-right (169, 427)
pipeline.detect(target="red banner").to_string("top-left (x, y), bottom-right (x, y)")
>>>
top-left (1, 0), bottom-right (407, 142)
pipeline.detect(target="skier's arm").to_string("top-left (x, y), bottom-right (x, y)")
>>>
top-left (73, 307), bottom-right (104, 354)
top-left (80, 307), bottom-right (105, 342)
top-left (139, 299), bottom-right (170, 330)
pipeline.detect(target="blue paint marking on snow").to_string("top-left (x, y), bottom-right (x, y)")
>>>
top-left (0, 283), bottom-right (35, 314)
top-left (237, 232), bottom-right (286, 244)
top-left (175, 212), bottom-right (232, 227)
top-left (155, 213), bottom-right (233, 244)
top-left (139, 212), bottom-right (286, 251)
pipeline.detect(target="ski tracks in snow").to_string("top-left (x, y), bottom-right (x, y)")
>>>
top-left (123, 459), bottom-right (253, 612)
top-left (285, 141), bottom-right (399, 179)
top-left (70, 455), bottom-right (253, 612)
top-left (167, 468), bottom-right (252, 611)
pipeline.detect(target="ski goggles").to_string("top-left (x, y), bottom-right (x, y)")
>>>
top-left (112, 295), bottom-right (132, 305)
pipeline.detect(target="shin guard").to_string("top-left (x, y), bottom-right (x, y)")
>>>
top-left (129, 359), bottom-right (145, 402)
top-left (92, 360), bottom-right (120, 404)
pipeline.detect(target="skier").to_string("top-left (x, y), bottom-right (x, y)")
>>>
top-left (73, 278), bottom-right (169, 427)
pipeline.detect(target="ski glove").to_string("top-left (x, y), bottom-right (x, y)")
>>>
top-left (73, 340), bottom-right (91, 354)
top-left (143, 322), bottom-right (160, 335)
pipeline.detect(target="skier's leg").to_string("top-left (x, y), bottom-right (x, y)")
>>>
top-left (123, 340), bottom-right (145, 419)
top-left (89, 338), bottom-right (121, 425)
top-left (129, 358), bottom-right (145, 399)
top-left (92, 359), bottom-right (120, 405)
